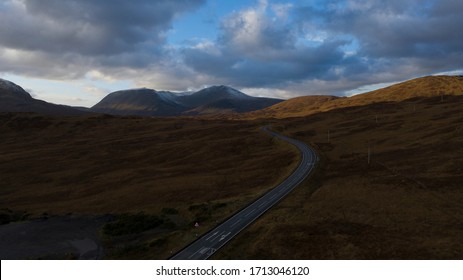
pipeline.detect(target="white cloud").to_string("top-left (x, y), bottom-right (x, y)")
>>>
top-left (240, 87), bottom-right (292, 99)
top-left (85, 70), bottom-right (118, 83)
top-left (222, 7), bottom-right (266, 51)
top-left (191, 40), bottom-right (221, 56)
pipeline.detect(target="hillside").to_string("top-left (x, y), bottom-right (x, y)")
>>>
top-left (244, 95), bottom-right (340, 119)
top-left (0, 79), bottom-right (85, 116)
top-left (350, 75), bottom-right (463, 103)
top-left (187, 96), bottom-right (283, 115)
top-left (217, 94), bottom-right (463, 259)
top-left (244, 75), bottom-right (463, 119)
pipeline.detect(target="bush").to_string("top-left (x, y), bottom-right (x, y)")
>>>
top-left (161, 207), bottom-right (179, 215)
top-left (212, 202), bottom-right (227, 209)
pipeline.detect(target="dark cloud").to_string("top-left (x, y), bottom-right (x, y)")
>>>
top-left (0, 0), bottom-right (205, 55)
top-left (182, 1), bottom-right (354, 88)
top-left (183, 40), bottom-right (350, 88)
top-left (0, 0), bottom-right (206, 83)
top-left (182, 0), bottom-right (463, 95)
top-left (324, 1), bottom-right (463, 58)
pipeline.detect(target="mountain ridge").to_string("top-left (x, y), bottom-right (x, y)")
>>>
top-left (0, 78), bottom-right (86, 116)
top-left (91, 85), bottom-right (283, 116)
top-left (2, 75), bottom-right (462, 117)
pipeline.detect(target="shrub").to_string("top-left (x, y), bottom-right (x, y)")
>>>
top-left (161, 207), bottom-right (179, 215)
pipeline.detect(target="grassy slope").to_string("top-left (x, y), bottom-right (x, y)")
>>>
top-left (242, 75), bottom-right (463, 119)
top-left (0, 113), bottom-right (299, 259)
top-left (217, 95), bottom-right (463, 259)
top-left (244, 95), bottom-right (340, 119)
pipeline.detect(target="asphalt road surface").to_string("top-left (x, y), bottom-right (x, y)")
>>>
top-left (170, 126), bottom-right (318, 260)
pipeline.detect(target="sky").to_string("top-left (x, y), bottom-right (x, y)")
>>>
top-left (0, 0), bottom-right (462, 107)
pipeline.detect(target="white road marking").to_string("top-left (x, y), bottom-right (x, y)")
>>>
top-left (205, 231), bottom-right (219, 241)
top-left (209, 231), bottom-right (224, 243)
top-left (199, 247), bottom-right (209, 254)
top-left (230, 219), bottom-right (241, 228)
top-left (245, 208), bottom-right (256, 217)
top-left (188, 246), bottom-right (206, 259)
top-left (219, 232), bottom-right (231, 241)
top-left (269, 193), bottom-right (279, 200)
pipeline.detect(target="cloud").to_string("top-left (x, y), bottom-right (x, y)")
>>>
top-left (182, 1), bottom-right (353, 89)
top-left (0, 0), bottom-right (205, 80)
top-left (325, 0), bottom-right (463, 59)
top-left (0, 0), bottom-right (462, 100)
top-left (0, 47), bottom-right (92, 79)
top-left (0, 0), bottom-right (205, 55)
top-left (181, 0), bottom-right (463, 96)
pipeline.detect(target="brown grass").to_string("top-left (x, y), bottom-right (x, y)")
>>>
top-left (239, 75), bottom-right (463, 119)
top-left (216, 95), bottom-right (463, 259)
top-left (2, 75), bottom-right (463, 259)
top-left (244, 95), bottom-right (340, 119)
top-left (0, 113), bottom-right (299, 259)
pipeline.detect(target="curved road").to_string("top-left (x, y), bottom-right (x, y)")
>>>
top-left (170, 126), bottom-right (318, 260)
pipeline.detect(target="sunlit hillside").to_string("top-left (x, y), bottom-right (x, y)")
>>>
top-left (242, 75), bottom-right (463, 119)
top-left (218, 94), bottom-right (463, 259)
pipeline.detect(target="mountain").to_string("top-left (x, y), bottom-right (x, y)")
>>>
top-left (244, 75), bottom-right (463, 119)
top-left (91, 88), bottom-right (187, 116)
top-left (178, 85), bottom-right (252, 108)
top-left (7, 75), bottom-right (459, 118)
top-left (0, 79), bottom-right (85, 115)
top-left (181, 85), bottom-right (282, 114)
top-left (91, 85), bottom-right (283, 116)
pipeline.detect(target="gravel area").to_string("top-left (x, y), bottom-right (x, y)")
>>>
top-left (0, 215), bottom-right (111, 259)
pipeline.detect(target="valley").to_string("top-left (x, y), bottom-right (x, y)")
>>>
top-left (1, 75), bottom-right (462, 259)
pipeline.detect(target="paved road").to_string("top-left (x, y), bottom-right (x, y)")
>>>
top-left (170, 126), bottom-right (318, 260)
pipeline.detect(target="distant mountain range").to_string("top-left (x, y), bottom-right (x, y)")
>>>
top-left (2, 75), bottom-right (463, 117)
top-left (91, 85), bottom-right (283, 116)
top-left (0, 79), bottom-right (283, 116)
